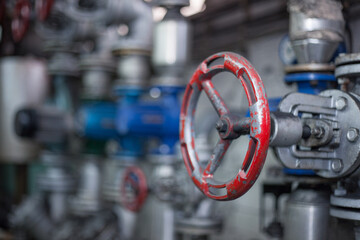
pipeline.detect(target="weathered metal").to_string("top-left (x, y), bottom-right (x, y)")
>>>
top-left (276, 90), bottom-right (360, 178)
top-left (180, 52), bottom-right (271, 200)
top-left (11, 0), bottom-right (31, 42)
top-left (121, 166), bottom-right (148, 212)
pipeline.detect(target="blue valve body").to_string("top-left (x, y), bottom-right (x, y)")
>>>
top-left (285, 72), bottom-right (336, 95)
top-left (79, 100), bottom-right (118, 140)
top-left (79, 100), bottom-right (144, 157)
top-left (79, 86), bottom-right (183, 156)
top-left (115, 86), bottom-right (183, 155)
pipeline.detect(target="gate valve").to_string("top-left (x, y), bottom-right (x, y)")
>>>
top-left (121, 166), bottom-right (148, 212)
top-left (11, 0), bottom-right (31, 42)
top-left (36, 0), bottom-right (54, 21)
top-left (180, 52), bottom-right (271, 200)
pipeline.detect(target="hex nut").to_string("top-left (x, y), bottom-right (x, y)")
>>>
top-left (335, 97), bottom-right (347, 110)
top-left (347, 128), bottom-right (359, 142)
top-left (331, 159), bottom-right (343, 173)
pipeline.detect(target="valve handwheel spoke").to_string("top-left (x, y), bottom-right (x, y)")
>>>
top-left (202, 79), bottom-right (229, 116)
top-left (11, 0), bottom-right (31, 42)
top-left (205, 138), bottom-right (232, 175)
top-left (121, 166), bottom-right (148, 212)
top-left (180, 52), bottom-right (271, 201)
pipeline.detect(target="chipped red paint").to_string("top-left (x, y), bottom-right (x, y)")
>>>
top-left (120, 166), bottom-right (148, 212)
top-left (202, 80), bottom-right (229, 116)
top-left (36, 0), bottom-right (54, 21)
top-left (180, 52), bottom-right (271, 201)
top-left (11, 0), bottom-right (31, 42)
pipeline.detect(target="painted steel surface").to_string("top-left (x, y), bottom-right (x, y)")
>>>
top-left (121, 166), bottom-right (148, 212)
top-left (116, 87), bottom-right (182, 155)
top-left (79, 100), bottom-right (118, 140)
top-left (180, 52), bottom-right (271, 200)
top-left (11, 0), bottom-right (31, 42)
top-left (79, 99), bottom-right (144, 157)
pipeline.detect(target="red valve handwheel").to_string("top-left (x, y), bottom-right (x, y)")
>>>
top-left (121, 166), bottom-right (148, 212)
top-left (11, 0), bottom-right (31, 42)
top-left (180, 52), bottom-right (271, 201)
top-left (36, 0), bottom-right (54, 21)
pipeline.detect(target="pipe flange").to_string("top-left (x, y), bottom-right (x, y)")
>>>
top-left (79, 54), bottom-right (116, 73)
top-left (175, 217), bottom-right (222, 236)
top-left (69, 195), bottom-right (102, 216)
top-left (285, 63), bottom-right (335, 74)
top-left (48, 54), bottom-right (80, 77)
top-left (335, 53), bottom-right (360, 79)
top-left (37, 172), bottom-right (76, 193)
top-left (330, 193), bottom-right (360, 221)
top-left (331, 193), bottom-right (360, 209)
top-left (111, 48), bottom-right (151, 57)
top-left (37, 153), bottom-right (76, 192)
top-left (335, 53), bottom-right (360, 66)
top-left (157, 0), bottom-right (190, 7)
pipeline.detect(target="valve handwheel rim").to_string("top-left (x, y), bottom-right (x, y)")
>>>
top-left (11, 0), bottom-right (31, 42)
top-left (121, 166), bottom-right (148, 212)
top-left (180, 52), bottom-right (271, 200)
top-left (36, 0), bottom-right (54, 21)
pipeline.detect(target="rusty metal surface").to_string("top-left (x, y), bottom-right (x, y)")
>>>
top-left (11, 0), bottom-right (31, 42)
top-left (180, 52), bottom-right (271, 200)
top-left (121, 166), bottom-right (148, 212)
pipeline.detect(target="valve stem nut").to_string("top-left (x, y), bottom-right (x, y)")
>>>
top-left (215, 120), bottom-right (227, 133)
top-left (312, 126), bottom-right (325, 139)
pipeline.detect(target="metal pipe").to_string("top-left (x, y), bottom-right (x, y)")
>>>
top-left (109, 0), bottom-right (153, 52)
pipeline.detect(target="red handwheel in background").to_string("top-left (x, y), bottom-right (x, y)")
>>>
top-left (11, 0), bottom-right (31, 42)
top-left (180, 52), bottom-right (271, 201)
top-left (121, 166), bottom-right (148, 212)
top-left (36, 0), bottom-right (54, 21)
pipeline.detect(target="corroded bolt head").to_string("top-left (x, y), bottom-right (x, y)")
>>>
top-left (312, 127), bottom-right (325, 139)
top-left (335, 97), bottom-right (347, 110)
top-left (347, 128), bottom-right (359, 142)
